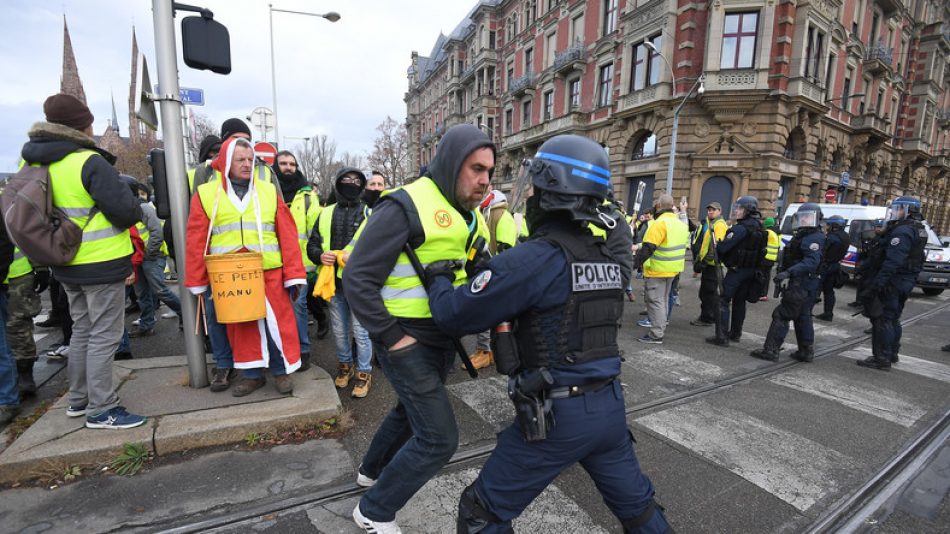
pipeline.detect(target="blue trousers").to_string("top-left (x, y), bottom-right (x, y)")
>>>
top-left (133, 257), bottom-right (182, 330)
top-left (766, 279), bottom-right (817, 349)
top-left (293, 286), bottom-right (310, 356)
top-left (203, 293), bottom-right (234, 369)
top-left (871, 281), bottom-right (913, 359)
top-left (0, 290), bottom-right (19, 408)
top-left (718, 268), bottom-right (756, 340)
top-left (358, 341), bottom-right (457, 522)
top-left (241, 326), bottom-right (288, 378)
top-left (471, 380), bottom-right (669, 533)
top-left (819, 264), bottom-right (840, 316)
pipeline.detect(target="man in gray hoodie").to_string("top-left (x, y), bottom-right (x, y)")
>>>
top-left (344, 124), bottom-right (494, 533)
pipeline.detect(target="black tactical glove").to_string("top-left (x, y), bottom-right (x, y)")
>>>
top-left (32, 269), bottom-right (50, 294)
top-left (424, 260), bottom-right (463, 287)
top-left (774, 271), bottom-right (791, 281)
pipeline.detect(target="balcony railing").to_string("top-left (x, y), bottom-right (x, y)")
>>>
top-left (553, 43), bottom-right (586, 75)
top-left (420, 132), bottom-right (433, 145)
top-left (863, 44), bottom-right (893, 76)
top-left (546, 111), bottom-right (590, 133)
top-left (851, 112), bottom-right (890, 138)
top-left (460, 65), bottom-right (476, 82)
top-left (509, 73), bottom-right (536, 96)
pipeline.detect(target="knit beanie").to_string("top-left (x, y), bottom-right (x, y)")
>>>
top-left (43, 93), bottom-right (94, 131)
top-left (198, 135), bottom-right (222, 162)
top-left (220, 118), bottom-right (251, 140)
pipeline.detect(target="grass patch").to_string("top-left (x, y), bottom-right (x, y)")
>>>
top-left (6, 399), bottom-right (54, 445)
top-left (240, 411), bottom-right (353, 449)
top-left (110, 442), bottom-right (152, 476)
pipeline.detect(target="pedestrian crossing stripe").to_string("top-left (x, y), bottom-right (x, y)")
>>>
top-left (623, 348), bottom-right (725, 385)
top-left (447, 376), bottom-right (513, 428)
top-left (839, 347), bottom-right (950, 383)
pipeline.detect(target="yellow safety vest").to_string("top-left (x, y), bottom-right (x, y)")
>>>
top-left (289, 188), bottom-right (321, 272)
top-left (47, 151), bottom-right (133, 266)
top-left (643, 212), bottom-right (689, 277)
top-left (135, 204), bottom-right (169, 256)
top-left (196, 176), bottom-right (282, 270)
top-left (380, 177), bottom-right (487, 318)
top-left (765, 229), bottom-right (780, 262)
top-left (696, 217), bottom-right (729, 265)
top-left (4, 248), bottom-right (32, 282)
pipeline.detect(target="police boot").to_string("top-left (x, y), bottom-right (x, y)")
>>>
top-left (892, 343), bottom-right (900, 364)
top-left (790, 346), bottom-right (814, 363)
top-left (457, 484), bottom-right (511, 534)
top-left (750, 346), bottom-right (779, 362)
top-left (857, 353), bottom-right (891, 370)
top-left (814, 312), bottom-right (833, 322)
top-left (16, 359), bottom-right (37, 396)
top-left (705, 336), bottom-right (729, 347)
top-left (620, 499), bottom-right (674, 534)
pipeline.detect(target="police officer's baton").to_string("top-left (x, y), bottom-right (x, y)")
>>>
top-left (402, 243), bottom-right (479, 378)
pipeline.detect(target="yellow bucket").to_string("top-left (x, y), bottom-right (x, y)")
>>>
top-left (204, 252), bottom-right (266, 323)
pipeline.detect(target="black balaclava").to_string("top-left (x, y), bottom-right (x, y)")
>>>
top-left (333, 167), bottom-right (366, 206)
top-left (361, 188), bottom-right (382, 208)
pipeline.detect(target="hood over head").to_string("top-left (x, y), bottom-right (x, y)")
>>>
top-left (272, 151), bottom-right (308, 203)
top-left (426, 124), bottom-right (495, 212)
top-left (333, 166), bottom-right (366, 205)
top-left (211, 136), bottom-right (255, 182)
top-left (21, 121), bottom-right (116, 166)
top-left (198, 135), bottom-right (222, 162)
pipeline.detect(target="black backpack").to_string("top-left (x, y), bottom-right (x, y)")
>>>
top-left (1, 163), bottom-right (90, 266)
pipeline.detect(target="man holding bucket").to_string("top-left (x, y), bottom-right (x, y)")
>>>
top-left (185, 136), bottom-right (306, 397)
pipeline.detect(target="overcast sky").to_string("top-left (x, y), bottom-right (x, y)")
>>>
top-left (0, 0), bottom-right (475, 171)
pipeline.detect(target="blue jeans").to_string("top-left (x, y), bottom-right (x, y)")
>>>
top-left (118, 328), bottom-right (130, 354)
top-left (329, 295), bottom-right (372, 373)
top-left (667, 275), bottom-right (679, 321)
top-left (358, 342), bottom-right (458, 522)
top-left (241, 326), bottom-right (288, 378)
top-left (293, 287), bottom-right (310, 355)
top-left (134, 257), bottom-right (181, 331)
top-left (0, 290), bottom-right (19, 407)
top-left (204, 293), bottom-right (233, 369)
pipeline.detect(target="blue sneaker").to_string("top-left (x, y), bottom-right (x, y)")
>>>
top-left (85, 406), bottom-right (146, 429)
top-left (637, 334), bottom-right (663, 344)
top-left (637, 318), bottom-right (653, 328)
top-left (66, 404), bottom-right (87, 418)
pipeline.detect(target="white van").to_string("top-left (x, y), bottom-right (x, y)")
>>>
top-left (778, 203), bottom-right (950, 296)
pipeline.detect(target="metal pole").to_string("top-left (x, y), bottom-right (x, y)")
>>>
top-left (665, 111), bottom-right (679, 196)
top-left (152, 0), bottom-right (208, 388)
top-left (269, 4), bottom-right (280, 145)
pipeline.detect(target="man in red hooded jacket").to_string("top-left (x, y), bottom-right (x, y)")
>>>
top-left (184, 137), bottom-right (306, 396)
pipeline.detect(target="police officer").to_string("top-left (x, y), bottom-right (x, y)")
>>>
top-left (848, 218), bottom-right (885, 309)
top-left (750, 203), bottom-right (825, 362)
top-left (857, 197), bottom-right (927, 370)
top-left (690, 202), bottom-right (728, 326)
top-left (814, 215), bottom-right (849, 321)
top-left (426, 135), bottom-right (672, 533)
top-left (706, 196), bottom-right (767, 346)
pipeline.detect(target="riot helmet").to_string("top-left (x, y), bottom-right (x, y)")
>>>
top-left (523, 134), bottom-right (612, 228)
top-left (885, 196), bottom-right (922, 222)
top-left (825, 214), bottom-right (847, 230)
top-left (730, 195), bottom-right (759, 220)
top-left (792, 202), bottom-right (822, 230)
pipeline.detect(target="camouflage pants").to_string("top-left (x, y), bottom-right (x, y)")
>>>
top-left (6, 273), bottom-right (40, 362)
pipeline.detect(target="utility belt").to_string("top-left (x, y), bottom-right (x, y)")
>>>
top-left (547, 377), bottom-right (617, 399)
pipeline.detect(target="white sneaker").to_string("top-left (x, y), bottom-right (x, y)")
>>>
top-left (353, 504), bottom-right (401, 534)
top-left (356, 464), bottom-right (376, 487)
top-left (47, 345), bottom-right (70, 361)
top-left (132, 319), bottom-right (141, 327)
top-left (161, 311), bottom-right (178, 319)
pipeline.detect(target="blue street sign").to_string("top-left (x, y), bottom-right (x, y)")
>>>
top-left (840, 171), bottom-right (850, 186)
top-left (153, 86), bottom-right (205, 106)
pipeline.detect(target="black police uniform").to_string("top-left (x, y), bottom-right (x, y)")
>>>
top-left (815, 225), bottom-right (849, 320)
top-left (427, 220), bottom-right (672, 534)
top-left (857, 218), bottom-right (927, 368)
top-left (708, 216), bottom-right (766, 344)
top-left (751, 227), bottom-right (824, 361)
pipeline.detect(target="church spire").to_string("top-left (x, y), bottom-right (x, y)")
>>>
top-left (60, 15), bottom-right (87, 104)
top-left (110, 93), bottom-right (120, 134)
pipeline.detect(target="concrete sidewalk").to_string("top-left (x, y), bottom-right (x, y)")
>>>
top-left (0, 356), bottom-right (341, 484)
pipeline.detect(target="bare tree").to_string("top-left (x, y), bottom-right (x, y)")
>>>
top-left (186, 113), bottom-right (218, 163)
top-left (367, 116), bottom-right (410, 188)
top-left (295, 134), bottom-right (338, 200)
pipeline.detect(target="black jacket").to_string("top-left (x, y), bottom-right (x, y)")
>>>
top-left (20, 122), bottom-right (142, 285)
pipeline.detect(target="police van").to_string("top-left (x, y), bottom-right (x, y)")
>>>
top-left (778, 203), bottom-right (950, 296)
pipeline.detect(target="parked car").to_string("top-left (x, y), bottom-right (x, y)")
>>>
top-left (778, 203), bottom-right (950, 296)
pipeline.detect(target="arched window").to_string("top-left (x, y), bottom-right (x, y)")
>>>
top-left (784, 127), bottom-right (806, 160)
top-left (830, 148), bottom-right (843, 171)
top-left (814, 141), bottom-right (825, 166)
top-left (631, 132), bottom-right (658, 160)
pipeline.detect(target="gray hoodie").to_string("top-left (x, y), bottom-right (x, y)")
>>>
top-left (343, 125), bottom-right (495, 349)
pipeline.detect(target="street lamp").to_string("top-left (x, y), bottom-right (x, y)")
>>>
top-left (825, 93), bottom-right (866, 113)
top-left (269, 5), bottom-right (340, 146)
top-left (644, 41), bottom-right (704, 196)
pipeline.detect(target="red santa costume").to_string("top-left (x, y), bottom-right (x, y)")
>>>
top-left (184, 136), bottom-right (306, 372)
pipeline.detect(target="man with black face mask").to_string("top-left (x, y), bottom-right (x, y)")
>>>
top-left (307, 168), bottom-right (373, 398)
top-left (361, 171), bottom-right (386, 213)
top-left (274, 151), bottom-right (323, 370)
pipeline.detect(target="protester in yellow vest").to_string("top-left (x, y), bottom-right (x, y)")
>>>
top-left (760, 216), bottom-right (780, 302)
top-left (21, 93), bottom-right (144, 429)
top-left (273, 150), bottom-right (322, 370)
top-left (689, 201), bottom-right (729, 325)
top-left (342, 124), bottom-right (494, 532)
top-left (185, 136), bottom-right (306, 398)
top-left (632, 194), bottom-right (689, 343)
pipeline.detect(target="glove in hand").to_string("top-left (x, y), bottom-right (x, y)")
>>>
top-left (32, 270), bottom-right (51, 294)
top-left (425, 260), bottom-right (463, 286)
top-left (774, 271), bottom-right (791, 281)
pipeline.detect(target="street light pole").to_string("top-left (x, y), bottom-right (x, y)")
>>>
top-left (268, 5), bottom-right (341, 147)
top-left (644, 41), bottom-right (704, 197)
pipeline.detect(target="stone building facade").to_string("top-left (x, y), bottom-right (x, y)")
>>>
top-left (405, 0), bottom-right (950, 231)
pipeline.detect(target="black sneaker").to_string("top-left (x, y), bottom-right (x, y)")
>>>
top-left (750, 348), bottom-right (779, 361)
top-left (690, 319), bottom-right (714, 326)
top-left (705, 336), bottom-right (729, 347)
top-left (636, 334), bottom-right (663, 344)
top-left (857, 356), bottom-right (891, 370)
top-left (35, 316), bottom-right (62, 328)
top-left (814, 313), bottom-right (833, 322)
top-left (210, 367), bottom-right (235, 392)
top-left (129, 327), bottom-right (154, 338)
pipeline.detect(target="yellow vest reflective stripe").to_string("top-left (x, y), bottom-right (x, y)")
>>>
top-left (47, 151), bottom-right (133, 266)
top-left (4, 248), bottom-right (32, 282)
top-left (381, 177), bottom-right (484, 318)
top-left (316, 204), bottom-right (340, 279)
top-left (765, 229), bottom-right (780, 261)
top-left (196, 177), bottom-right (282, 270)
top-left (644, 212), bottom-right (689, 275)
top-left (289, 189), bottom-right (320, 272)
top-left (135, 203), bottom-right (169, 256)
top-left (699, 218), bottom-right (728, 265)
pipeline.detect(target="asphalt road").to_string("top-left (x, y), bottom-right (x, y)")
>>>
top-left (3, 275), bottom-right (950, 533)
